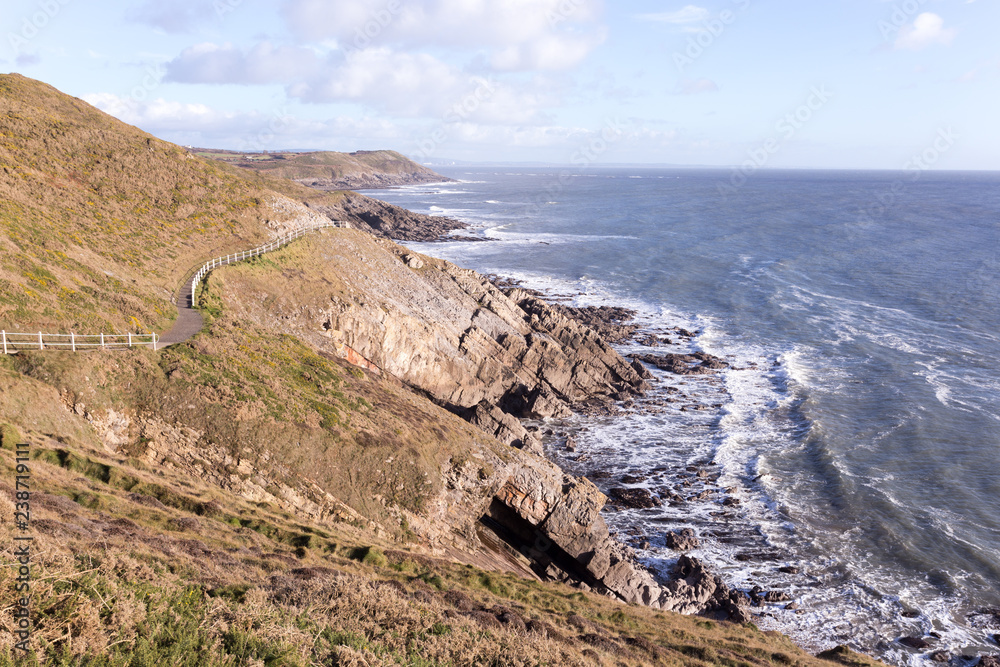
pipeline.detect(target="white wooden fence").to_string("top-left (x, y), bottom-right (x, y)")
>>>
top-left (1, 331), bottom-right (158, 353)
top-left (0, 219), bottom-right (348, 355)
top-left (189, 219), bottom-right (348, 302)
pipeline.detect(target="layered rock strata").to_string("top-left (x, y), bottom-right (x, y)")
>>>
top-left (222, 230), bottom-right (647, 452)
top-left (217, 228), bottom-right (752, 621)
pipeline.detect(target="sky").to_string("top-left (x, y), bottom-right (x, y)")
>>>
top-left (2, 0), bottom-right (997, 169)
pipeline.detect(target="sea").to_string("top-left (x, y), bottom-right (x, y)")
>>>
top-left (367, 167), bottom-right (1000, 665)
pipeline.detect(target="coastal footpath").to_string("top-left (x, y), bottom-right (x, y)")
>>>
top-left (0, 73), bottom-right (883, 665)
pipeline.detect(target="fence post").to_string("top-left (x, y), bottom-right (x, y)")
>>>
top-left (128, 332), bottom-right (132, 348)
top-left (38, 332), bottom-right (43, 350)
top-left (1, 331), bottom-right (6, 355)
top-left (71, 332), bottom-right (76, 352)
top-left (101, 333), bottom-right (105, 348)
top-left (152, 334), bottom-right (157, 352)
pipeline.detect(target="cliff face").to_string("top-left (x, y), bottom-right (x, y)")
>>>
top-left (213, 230), bottom-right (648, 453)
top-left (206, 230), bottom-right (752, 618)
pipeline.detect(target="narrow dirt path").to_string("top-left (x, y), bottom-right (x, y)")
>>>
top-left (157, 276), bottom-right (203, 347)
top-left (157, 221), bottom-right (347, 348)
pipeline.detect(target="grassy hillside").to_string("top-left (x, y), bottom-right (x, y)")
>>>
top-left (197, 148), bottom-right (446, 183)
top-left (0, 74), bottom-right (324, 334)
top-left (0, 376), bottom-right (880, 666)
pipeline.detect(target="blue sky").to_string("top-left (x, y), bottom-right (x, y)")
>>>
top-left (2, 0), bottom-right (997, 169)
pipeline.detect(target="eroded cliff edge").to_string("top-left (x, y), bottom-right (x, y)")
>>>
top-left (208, 227), bottom-right (751, 621)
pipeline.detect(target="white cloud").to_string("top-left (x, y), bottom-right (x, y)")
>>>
top-left (675, 78), bottom-right (718, 95)
top-left (894, 13), bottom-right (957, 50)
top-left (126, 0), bottom-right (214, 34)
top-left (281, 0), bottom-right (605, 71)
top-left (165, 42), bottom-right (321, 84)
top-left (80, 91), bottom-right (689, 164)
top-left (83, 93), bottom-right (227, 130)
top-left (81, 92), bottom-right (408, 150)
top-left (638, 5), bottom-right (710, 24)
top-left (288, 48), bottom-right (548, 123)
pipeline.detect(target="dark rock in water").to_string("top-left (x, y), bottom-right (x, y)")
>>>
top-left (608, 487), bottom-right (660, 509)
top-left (587, 469), bottom-right (613, 479)
top-left (979, 657), bottom-right (1000, 667)
top-left (899, 636), bottom-right (932, 650)
top-left (564, 435), bottom-right (577, 452)
top-left (785, 602), bottom-right (800, 610)
top-left (778, 566), bottom-right (801, 575)
top-left (994, 635), bottom-right (1000, 645)
top-left (764, 591), bottom-right (792, 603)
top-left (929, 651), bottom-right (951, 663)
top-left (620, 473), bottom-right (648, 484)
top-left (722, 497), bottom-right (741, 507)
top-left (630, 358), bottom-right (654, 379)
top-left (333, 191), bottom-right (468, 241)
top-left (665, 528), bottom-right (700, 551)
top-left (630, 351), bottom-right (729, 376)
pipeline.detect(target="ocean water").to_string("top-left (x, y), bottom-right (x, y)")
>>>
top-left (368, 167), bottom-right (1000, 664)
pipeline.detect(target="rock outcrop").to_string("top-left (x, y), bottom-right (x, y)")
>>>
top-left (479, 451), bottom-right (752, 622)
top-left (212, 228), bottom-right (755, 622)
top-left (303, 170), bottom-right (451, 191)
top-left (221, 230), bottom-right (648, 448)
top-left (313, 192), bottom-right (469, 242)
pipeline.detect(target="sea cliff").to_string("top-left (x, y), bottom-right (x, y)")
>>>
top-left (0, 73), bottom-right (883, 666)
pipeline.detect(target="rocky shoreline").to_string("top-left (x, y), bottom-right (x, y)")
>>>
top-left (299, 171), bottom-right (455, 191)
top-left (478, 281), bottom-right (780, 625)
top-left (310, 191), bottom-right (492, 242)
top-left (502, 285), bottom-right (1000, 665)
top-left (226, 198), bottom-right (994, 663)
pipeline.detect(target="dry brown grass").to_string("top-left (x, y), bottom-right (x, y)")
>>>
top-left (0, 433), bottom-right (882, 667)
top-left (0, 74), bottom-right (345, 335)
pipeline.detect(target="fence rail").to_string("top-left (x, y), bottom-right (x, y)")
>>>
top-left (1, 218), bottom-right (348, 355)
top-left (189, 220), bottom-right (348, 303)
top-left (1, 331), bottom-right (158, 354)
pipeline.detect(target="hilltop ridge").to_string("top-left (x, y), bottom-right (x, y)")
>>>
top-left (197, 148), bottom-right (454, 190)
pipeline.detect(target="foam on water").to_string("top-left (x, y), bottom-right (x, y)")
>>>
top-left (377, 168), bottom-right (1000, 665)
